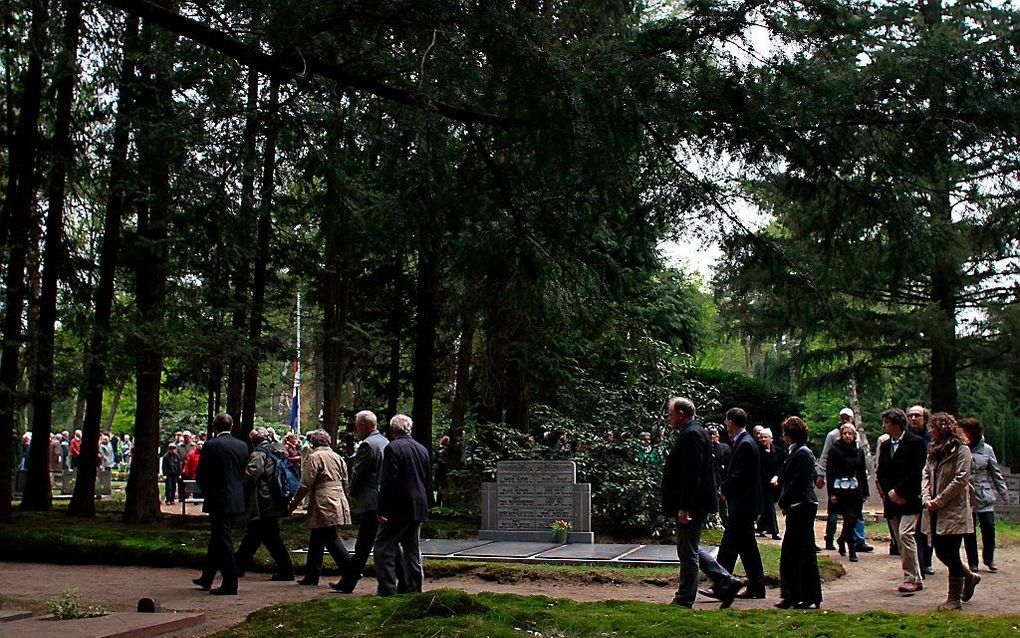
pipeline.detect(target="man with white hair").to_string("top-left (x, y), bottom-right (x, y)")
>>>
top-left (818, 408), bottom-right (872, 553)
top-left (330, 410), bottom-right (391, 593)
top-left (374, 414), bottom-right (431, 596)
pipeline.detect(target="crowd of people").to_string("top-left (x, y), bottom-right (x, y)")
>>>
top-left (660, 397), bottom-right (1011, 611)
top-left (19, 429), bottom-right (133, 474)
top-left (190, 410), bottom-right (431, 597)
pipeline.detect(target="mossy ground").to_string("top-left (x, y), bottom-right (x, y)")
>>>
top-left (211, 589), bottom-right (1020, 638)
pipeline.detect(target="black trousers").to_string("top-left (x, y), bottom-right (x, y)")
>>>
top-left (235, 517), bottom-right (294, 577)
top-left (337, 511), bottom-right (379, 590)
top-left (964, 511), bottom-right (996, 568)
top-left (915, 513), bottom-right (934, 571)
top-left (200, 513), bottom-right (238, 592)
top-left (780, 503), bottom-right (822, 606)
top-left (933, 532), bottom-right (965, 578)
top-left (305, 526), bottom-right (350, 584)
top-left (716, 515), bottom-right (766, 594)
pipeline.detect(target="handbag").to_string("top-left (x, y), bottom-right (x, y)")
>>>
top-left (833, 476), bottom-right (859, 491)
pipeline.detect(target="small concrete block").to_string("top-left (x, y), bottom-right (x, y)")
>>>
top-left (136, 597), bottom-right (160, 613)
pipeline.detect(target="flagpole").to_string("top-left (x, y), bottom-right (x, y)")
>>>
top-left (295, 289), bottom-right (302, 434)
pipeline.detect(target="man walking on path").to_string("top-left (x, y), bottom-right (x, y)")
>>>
top-left (713, 407), bottom-right (766, 599)
top-left (194, 412), bottom-right (249, 595)
top-left (661, 397), bottom-right (745, 608)
top-left (907, 405), bottom-right (935, 576)
top-left (331, 410), bottom-right (391, 593)
top-left (374, 414), bottom-right (432, 596)
top-left (876, 408), bottom-right (928, 594)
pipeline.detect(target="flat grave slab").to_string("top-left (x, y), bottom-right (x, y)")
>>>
top-left (420, 539), bottom-right (493, 556)
top-left (534, 543), bottom-right (640, 560)
top-left (0, 611), bottom-right (31, 623)
top-left (0, 612), bottom-right (204, 638)
top-left (616, 544), bottom-right (679, 562)
top-left (454, 541), bottom-right (561, 558)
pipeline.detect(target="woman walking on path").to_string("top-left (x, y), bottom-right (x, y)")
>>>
top-left (289, 429), bottom-right (353, 586)
top-left (826, 423), bottom-right (869, 562)
top-left (959, 418), bottom-right (1009, 573)
top-left (922, 412), bottom-right (978, 611)
top-left (775, 416), bottom-right (822, 609)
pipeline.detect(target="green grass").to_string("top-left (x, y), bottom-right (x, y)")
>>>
top-left (211, 589), bottom-right (1020, 638)
top-left (0, 507), bottom-right (842, 586)
top-left (864, 519), bottom-right (1020, 548)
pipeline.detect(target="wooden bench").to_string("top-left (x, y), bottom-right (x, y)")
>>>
top-left (181, 479), bottom-right (204, 514)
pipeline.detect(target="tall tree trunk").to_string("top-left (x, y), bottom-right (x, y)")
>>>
top-left (0, 0), bottom-right (47, 523)
top-left (239, 78), bottom-right (279, 442)
top-left (22, 0), bottom-right (84, 511)
top-left (68, 12), bottom-right (139, 516)
top-left (226, 60), bottom-right (261, 425)
top-left (411, 214), bottom-right (441, 452)
top-left (120, 7), bottom-right (176, 523)
top-left (103, 381), bottom-right (125, 433)
top-left (449, 307), bottom-right (475, 436)
top-left (385, 261), bottom-right (404, 422)
top-left (321, 170), bottom-right (351, 440)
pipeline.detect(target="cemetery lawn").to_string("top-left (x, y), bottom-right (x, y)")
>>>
top-left (211, 589), bottom-right (1020, 638)
top-left (864, 519), bottom-right (1020, 548)
top-left (0, 506), bottom-right (842, 585)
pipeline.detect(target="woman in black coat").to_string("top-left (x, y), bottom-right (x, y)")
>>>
top-left (776, 416), bottom-right (822, 609)
top-left (825, 423), bottom-right (870, 561)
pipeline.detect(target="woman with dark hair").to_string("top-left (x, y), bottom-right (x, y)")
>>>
top-left (959, 418), bottom-right (1008, 573)
top-left (826, 423), bottom-right (869, 562)
top-left (289, 429), bottom-right (352, 586)
top-left (775, 416), bottom-right (822, 609)
top-left (922, 412), bottom-right (977, 611)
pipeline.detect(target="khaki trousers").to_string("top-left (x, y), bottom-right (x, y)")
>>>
top-left (890, 514), bottom-right (921, 584)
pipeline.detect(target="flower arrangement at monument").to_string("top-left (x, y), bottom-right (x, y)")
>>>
top-left (551, 519), bottom-right (572, 543)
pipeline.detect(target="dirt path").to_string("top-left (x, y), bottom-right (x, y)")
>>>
top-left (2, 541), bottom-right (1018, 637)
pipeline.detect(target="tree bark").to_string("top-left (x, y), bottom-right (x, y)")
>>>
top-left (22, 0), bottom-right (84, 512)
top-left (450, 308), bottom-right (475, 436)
top-left (103, 381), bottom-right (125, 433)
top-left (119, 6), bottom-right (176, 523)
top-left (385, 260), bottom-right (404, 422)
top-left (411, 212), bottom-right (441, 452)
top-left (321, 167), bottom-right (351, 440)
top-left (0, 0), bottom-right (47, 523)
top-left (68, 12), bottom-right (139, 516)
top-left (239, 78), bottom-right (280, 442)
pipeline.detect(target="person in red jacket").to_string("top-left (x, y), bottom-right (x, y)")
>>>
top-left (183, 440), bottom-right (204, 479)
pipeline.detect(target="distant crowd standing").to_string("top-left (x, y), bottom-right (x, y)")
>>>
top-left (20, 429), bottom-right (133, 474)
top-left (659, 397), bottom-right (1009, 611)
top-left (189, 410), bottom-right (430, 597)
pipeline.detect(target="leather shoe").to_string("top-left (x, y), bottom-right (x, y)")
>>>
top-left (329, 581), bottom-right (354, 593)
top-left (296, 579), bottom-right (318, 586)
top-left (736, 587), bottom-right (765, 599)
top-left (192, 578), bottom-right (211, 591)
top-left (898, 581), bottom-right (923, 594)
top-left (774, 599), bottom-right (793, 609)
top-left (719, 577), bottom-right (746, 609)
top-left (985, 563), bottom-right (998, 573)
top-left (697, 586), bottom-right (719, 600)
top-left (855, 543), bottom-right (875, 553)
top-left (209, 587), bottom-right (237, 596)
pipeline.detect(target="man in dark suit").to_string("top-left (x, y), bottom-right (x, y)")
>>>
top-left (330, 410), bottom-right (390, 593)
top-left (713, 407), bottom-right (766, 599)
top-left (193, 412), bottom-right (249, 595)
top-left (661, 397), bottom-right (745, 608)
top-left (374, 413), bottom-right (432, 596)
top-left (877, 407), bottom-right (928, 594)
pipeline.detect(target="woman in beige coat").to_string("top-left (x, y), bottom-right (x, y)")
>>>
top-left (921, 412), bottom-right (977, 610)
top-left (289, 429), bottom-right (352, 586)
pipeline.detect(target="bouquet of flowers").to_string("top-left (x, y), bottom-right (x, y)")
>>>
top-left (551, 519), bottom-right (573, 533)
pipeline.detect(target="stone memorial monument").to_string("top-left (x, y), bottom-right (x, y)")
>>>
top-left (480, 460), bottom-right (593, 543)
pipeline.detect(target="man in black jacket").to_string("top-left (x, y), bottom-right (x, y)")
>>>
top-left (374, 413), bottom-right (432, 596)
top-left (714, 407), bottom-right (766, 599)
top-left (194, 412), bottom-right (249, 595)
top-left (661, 397), bottom-right (745, 608)
top-left (877, 407), bottom-right (928, 594)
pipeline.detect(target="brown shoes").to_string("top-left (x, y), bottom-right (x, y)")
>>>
top-left (897, 581), bottom-right (923, 594)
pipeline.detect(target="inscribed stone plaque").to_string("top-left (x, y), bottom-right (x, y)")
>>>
top-left (496, 461), bottom-right (576, 531)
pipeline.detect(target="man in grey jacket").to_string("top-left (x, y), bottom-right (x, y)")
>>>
top-left (234, 427), bottom-right (295, 582)
top-left (330, 410), bottom-right (390, 593)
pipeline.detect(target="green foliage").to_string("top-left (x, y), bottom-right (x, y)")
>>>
top-left (212, 590), bottom-right (1020, 638)
top-left (46, 589), bottom-right (108, 620)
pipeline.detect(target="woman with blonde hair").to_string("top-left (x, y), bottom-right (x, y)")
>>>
top-left (921, 412), bottom-right (977, 610)
top-left (825, 422), bottom-right (869, 562)
top-left (289, 429), bottom-right (352, 586)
